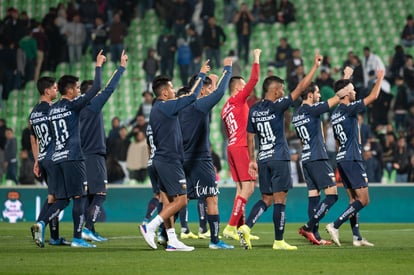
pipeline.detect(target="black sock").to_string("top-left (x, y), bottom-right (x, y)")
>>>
top-left (37, 200), bottom-right (50, 222)
top-left (145, 197), bottom-right (159, 220)
top-left (273, 204), bottom-right (286, 241)
top-left (334, 200), bottom-right (364, 229)
top-left (198, 198), bottom-right (208, 233)
top-left (350, 212), bottom-right (362, 240)
top-left (72, 197), bottom-right (85, 239)
top-left (50, 216), bottom-right (59, 240)
top-left (307, 194), bottom-right (338, 229)
top-left (246, 200), bottom-right (267, 228)
top-left (207, 214), bottom-right (220, 244)
top-left (85, 194), bottom-right (106, 232)
top-left (39, 199), bottom-right (69, 226)
top-left (179, 206), bottom-right (189, 233)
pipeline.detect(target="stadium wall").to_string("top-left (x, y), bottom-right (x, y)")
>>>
top-left (1, 185), bottom-right (413, 223)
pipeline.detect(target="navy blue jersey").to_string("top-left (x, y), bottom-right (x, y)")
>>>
top-left (331, 100), bottom-right (366, 162)
top-left (247, 94), bottom-right (293, 162)
top-left (80, 66), bottom-right (125, 155)
top-left (292, 102), bottom-right (330, 163)
top-left (29, 101), bottom-right (53, 162)
top-left (150, 73), bottom-right (205, 163)
top-left (180, 66), bottom-right (232, 161)
top-left (49, 67), bottom-right (102, 163)
top-left (146, 124), bottom-right (155, 167)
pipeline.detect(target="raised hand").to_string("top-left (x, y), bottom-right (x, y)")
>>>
top-left (343, 66), bottom-right (354, 80)
top-left (253, 49), bottom-right (261, 63)
top-left (96, 49), bottom-right (107, 67)
top-left (223, 57), bottom-right (232, 67)
top-left (314, 50), bottom-right (323, 67)
top-left (200, 60), bottom-right (211, 74)
top-left (120, 50), bottom-right (128, 67)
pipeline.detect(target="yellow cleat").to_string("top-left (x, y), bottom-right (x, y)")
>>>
top-left (180, 231), bottom-right (198, 239)
top-left (272, 240), bottom-right (298, 250)
top-left (198, 230), bottom-right (210, 239)
top-left (250, 233), bottom-right (260, 240)
top-left (223, 225), bottom-right (239, 241)
top-left (237, 225), bottom-right (252, 250)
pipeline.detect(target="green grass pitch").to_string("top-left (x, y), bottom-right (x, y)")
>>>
top-left (0, 222), bottom-right (413, 274)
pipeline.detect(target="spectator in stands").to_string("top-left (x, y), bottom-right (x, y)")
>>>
top-left (228, 49), bottom-right (242, 77)
top-left (234, 3), bottom-right (254, 65)
top-left (388, 45), bottom-right (405, 84)
top-left (224, 0), bottom-right (238, 24)
top-left (361, 46), bottom-right (385, 89)
top-left (251, 0), bottom-right (262, 25)
top-left (380, 128), bottom-right (397, 183)
top-left (106, 116), bottom-right (121, 157)
top-left (0, 42), bottom-right (17, 101)
top-left (349, 54), bottom-right (365, 100)
top-left (190, 0), bottom-right (204, 34)
top-left (126, 130), bottom-right (149, 183)
top-left (268, 37), bottom-right (292, 71)
top-left (358, 114), bottom-right (371, 149)
top-left (108, 12), bottom-right (127, 63)
top-left (393, 76), bottom-right (410, 131)
top-left (405, 105), bottom-right (414, 140)
top-left (289, 148), bottom-right (304, 185)
top-left (277, 0), bottom-right (296, 26)
top-left (79, 0), bottom-right (99, 55)
top-left (130, 114), bottom-right (149, 134)
top-left (362, 138), bottom-right (383, 183)
top-left (131, 91), bottom-right (154, 124)
top-left (31, 23), bottom-right (48, 82)
top-left (367, 73), bottom-right (393, 130)
top-left (287, 64), bottom-right (305, 92)
top-left (260, 0), bottom-right (277, 24)
top-left (142, 48), bottom-right (159, 90)
top-left (4, 127), bottom-right (17, 184)
top-left (18, 149), bottom-right (35, 185)
top-left (62, 13), bottom-right (86, 69)
top-left (157, 28), bottom-right (177, 78)
top-left (113, 126), bottom-right (130, 182)
top-left (403, 55), bottom-right (414, 103)
top-left (407, 154), bottom-right (414, 182)
top-left (286, 48), bottom-right (304, 79)
top-left (3, 8), bottom-right (25, 47)
top-left (202, 17), bottom-right (226, 69)
top-left (20, 120), bottom-right (32, 161)
top-left (200, 0), bottom-right (215, 25)
top-left (340, 51), bottom-right (354, 75)
top-left (18, 28), bottom-right (37, 87)
top-left (0, 118), bottom-right (6, 181)
top-left (176, 38), bottom-right (192, 86)
top-left (171, 0), bottom-right (192, 38)
top-left (106, 155), bottom-right (125, 184)
top-left (186, 23), bottom-right (203, 74)
top-left (91, 16), bottom-right (108, 61)
top-left (401, 15), bottom-right (414, 48)
top-left (393, 136), bottom-right (410, 183)
top-left (315, 68), bottom-right (335, 90)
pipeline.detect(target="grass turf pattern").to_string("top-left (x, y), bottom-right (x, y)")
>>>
top-left (0, 222), bottom-right (413, 274)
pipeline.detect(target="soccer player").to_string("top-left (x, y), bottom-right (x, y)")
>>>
top-left (29, 76), bottom-right (70, 246)
top-left (79, 50), bottom-right (128, 242)
top-left (139, 61), bottom-right (210, 252)
top-left (292, 67), bottom-right (353, 246)
top-left (221, 49), bottom-right (261, 240)
top-left (178, 57), bottom-right (234, 249)
top-left (325, 68), bottom-right (385, 247)
top-left (32, 50), bottom-right (107, 248)
top-left (238, 52), bottom-right (323, 250)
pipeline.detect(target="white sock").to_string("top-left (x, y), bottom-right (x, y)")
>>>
top-left (167, 228), bottom-right (178, 242)
top-left (148, 215), bottom-right (163, 232)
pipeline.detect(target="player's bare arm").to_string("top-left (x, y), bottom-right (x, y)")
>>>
top-left (363, 68), bottom-right (385, 106)
top-left (291, 51), bottom-right (322, 101)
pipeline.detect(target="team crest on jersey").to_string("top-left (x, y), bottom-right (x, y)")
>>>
top-left (179, 179), bottom-right (187, 190)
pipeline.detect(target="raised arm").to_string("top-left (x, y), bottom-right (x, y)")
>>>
top-left (363, 68), bottom-right (385, 106)
top-left (291, 51), bottom-right (322, 101)
top-left (238, 49), bottom-right (261, 100)
top-left (327, 66), bottom-right (354, 108)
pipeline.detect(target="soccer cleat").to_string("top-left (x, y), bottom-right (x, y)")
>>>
top-left (319, 239), bottom-right (332, 245)
top-left (82, 228), bottom-right (101, 242)
top-left (353, 237), bottom-right (374, 247)
top-left (180, 231), bottom-right (198, 239)
top-left (166, 240), bottom-right (195, 252)
top-left (325, 223), bottom-right (341, 246)
top-left (298, 226), bottom-right (320, 245)
top-left (49, 237), bottom-right (71, 246)
top-left (237, 225), bottom-right (252, 250)
top-left (94, 232), bottom-right (108, 242)
top-left (139, 224), bottom-right (157, 249)
top-left (71, 237), bottom-right (97, 248)
top-left (198, 230), bottom-right (211, 239)
top-left (250, 233), bottom-right (260, 240)
top-left (157, 235), bottom-right (167, 247)
top-left (272, 240), bottom-right (298, 250)
top-left (223, 225), bottom-right (239, 240)
top-left (209, 240), bottom-right (234, 249)
top-left (33, 221), bottom-right (45, 248)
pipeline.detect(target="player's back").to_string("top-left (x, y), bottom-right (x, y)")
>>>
top-left (29, 101), bottom-right (53, 162)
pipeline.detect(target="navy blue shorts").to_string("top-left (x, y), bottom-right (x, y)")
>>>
top-left (337, 161), bottom-right (368, 189)
top-left (258, 160), bottom-right (293, 194)
top-left (148, 164), bottom-right (160, 194)
top-left (184, 160), bottom-right (218, 199)
top-left (85, 154), bottom-right (107, 194)
top-left (39, 160), bottom-right (59, 196)
top-left (152, 159), bottom-right (187, 196)
top-left (55, 161), bottom-right (88, 199)
top-left (303, 160), bottom-right (336, 191)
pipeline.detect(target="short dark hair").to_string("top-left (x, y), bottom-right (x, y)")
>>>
top-left (188, 74), bottom-right (212, 88)
top-left (334, 79), bottom-right (351, 93)
top-left (37, 76), bottom-right (56, 96)
top-left (80, 80), bottom-right (94, 94)
top-left (229, 76), bottom-right (244, 92)
top-left (152, 75), bottom-right (171, 97)
top-left (58, 75), bottom-right (79, 95)
top-left (176, 86), bottom-right (191, 97)
top-left (262, 75), bottom-right (284, 94)
top-left (301, 82), bottom-right (317, 100)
